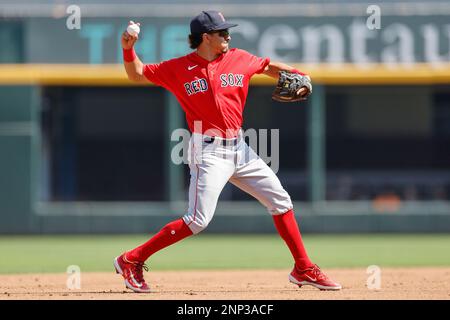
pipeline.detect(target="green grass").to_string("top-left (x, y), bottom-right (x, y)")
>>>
top-left (0, 234), bottom-right (449, 274)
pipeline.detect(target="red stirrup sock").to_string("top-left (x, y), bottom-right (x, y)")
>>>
top-left (126, 218), bottom-right (193, 262)
top-left (272, 209), bottom-right (314, 270)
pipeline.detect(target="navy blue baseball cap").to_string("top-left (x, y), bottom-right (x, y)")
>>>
top-left (190, 10), bottom-right (238, 34)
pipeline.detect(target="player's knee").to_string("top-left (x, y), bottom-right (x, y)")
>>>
top-left (267, 192), bottom-right (293, 215)
top-left (182, 215), bottom-right (210, 234)
top-left (190, 220), bottom-right (210, 234)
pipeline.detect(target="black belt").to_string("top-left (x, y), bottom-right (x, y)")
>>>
top-left (204, 136), bottom-right (238, 146)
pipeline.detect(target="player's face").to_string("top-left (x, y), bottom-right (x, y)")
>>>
top-left (206, 29), bottom-right (231, 53)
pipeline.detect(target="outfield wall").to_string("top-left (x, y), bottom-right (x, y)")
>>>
top-left (1, 66), bottom-right (450, 234)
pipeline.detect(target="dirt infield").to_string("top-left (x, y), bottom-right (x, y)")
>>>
top-left (1, 267), bottom-right (449, 300)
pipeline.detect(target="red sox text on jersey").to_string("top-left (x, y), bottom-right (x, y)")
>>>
top-left (184, 73), bottom-right (244, 96)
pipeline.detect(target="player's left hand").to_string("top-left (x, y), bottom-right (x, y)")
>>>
top-left (272, 71), bottom-right (313, 102)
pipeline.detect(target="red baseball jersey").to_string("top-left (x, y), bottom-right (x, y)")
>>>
top-left (143, 48), bottom-right (270, 138)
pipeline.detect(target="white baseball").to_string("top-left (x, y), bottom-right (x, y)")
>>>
top-left (127, 23), bottom-right (140, 36)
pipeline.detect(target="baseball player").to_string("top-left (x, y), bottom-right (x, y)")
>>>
top-left (114, 10), bottom-right (341, 293)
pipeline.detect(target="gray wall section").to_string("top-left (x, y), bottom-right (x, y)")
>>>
top-left (9, 15), bottom-right (450, 64)
top-left (29, 212), bottom-right (450, 234)
top-left (0, 86), bottom-right (40, 233)
top-left (1, 84), bottom-right (450, 234)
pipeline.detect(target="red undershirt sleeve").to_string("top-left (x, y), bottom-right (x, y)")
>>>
top-left (142, 61), bottom-right (172, 90)
top-left (239, 49), bottom-right (271, 77)
top-left (253, 56), bottom-right (271, 75)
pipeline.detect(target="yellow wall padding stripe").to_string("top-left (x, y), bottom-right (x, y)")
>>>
top-left (0, 63), bottom-right (450, 86)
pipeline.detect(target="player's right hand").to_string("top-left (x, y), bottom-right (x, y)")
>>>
top-left (121, 21), bottom-right (140, 50)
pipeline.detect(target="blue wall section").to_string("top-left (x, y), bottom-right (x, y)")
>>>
top-left (0, 86), bottom-right (39, 233)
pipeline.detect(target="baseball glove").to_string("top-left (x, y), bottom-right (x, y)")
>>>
top-left (272, 71), bottom-right (312, 102)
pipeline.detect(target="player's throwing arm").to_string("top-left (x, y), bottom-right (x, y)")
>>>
top-left (121, 21), bottom-right (147, 83)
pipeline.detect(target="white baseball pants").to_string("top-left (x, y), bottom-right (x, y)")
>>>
top-left (182, 131), bottom-right (293, 234)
